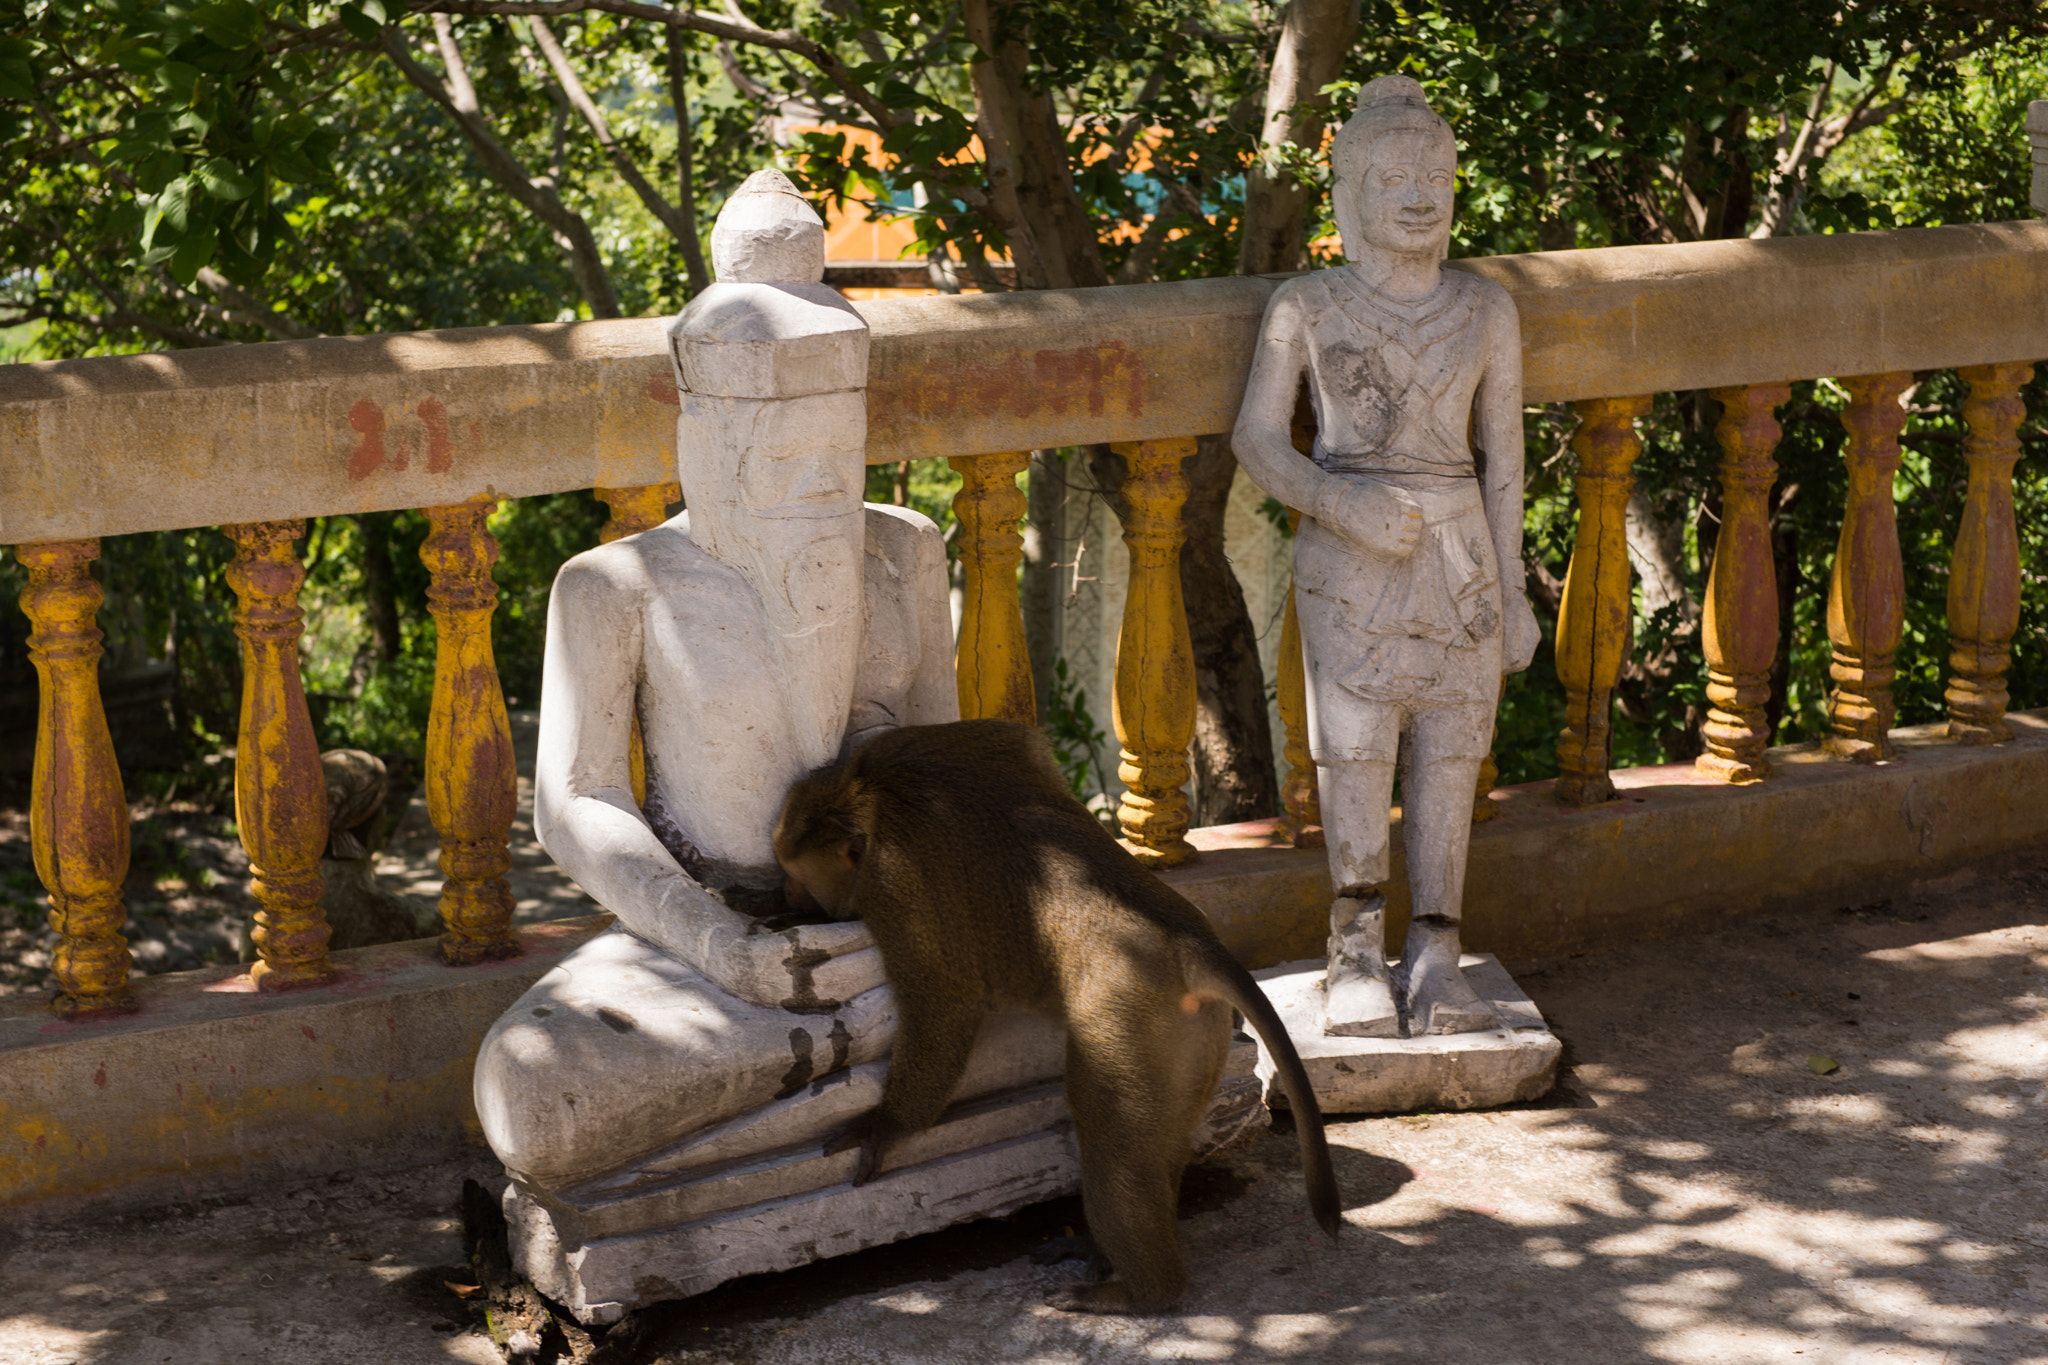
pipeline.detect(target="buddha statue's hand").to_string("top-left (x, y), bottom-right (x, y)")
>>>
top-left (1313, 477), bottom-right (1423, 560)
top-left (1503, 589), bottom-right (1540, 673)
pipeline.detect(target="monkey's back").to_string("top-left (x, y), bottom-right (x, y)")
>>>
top-left (843, 721), bottom-right (1230, 1018)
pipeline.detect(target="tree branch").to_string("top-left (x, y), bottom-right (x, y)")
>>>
top-left (530, 15), bottom-right (696, 244)
top-left (407, 0), bottom-right (906, 130)
top-left (194, 266), bottom-right (322, 339)
top-left (380, 18), bottom-right (622, 316)
top-left (665, 17), bottom-right (711, 293)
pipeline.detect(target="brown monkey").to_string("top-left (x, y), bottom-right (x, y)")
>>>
top-left (773, 718), bottom-right (1342, 1315)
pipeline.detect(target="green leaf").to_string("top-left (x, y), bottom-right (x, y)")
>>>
top-left (158, 60), bottom-right (200, 105)
top-left (337, 2), bottom-right (385, 42)
top-left (196, 157), bottom-right (256, 201)
top-left (0, 56), bottom-right (35, 102)
top-left (1807, 1055), bottom-right (1838, 1076)
top-left (169, 218), bottom-right (219, 284)
top-left (135, 148), bottom-right (184, 194)
top-left (141, 177), bottom-right (194, 252)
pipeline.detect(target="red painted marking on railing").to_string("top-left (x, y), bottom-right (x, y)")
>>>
top-left (301, 1024), bottom-right (318, 1043)
top-left (390, 427), bottom-right (413, 473)
top-left (347, 400), bottom-right (386, 481)
top-left (419, 397), bottom-right (455, 472)
top-left (648, 371), bottom-right (680, 407)
top-left (93, 1062), bottom-right (106, 1089)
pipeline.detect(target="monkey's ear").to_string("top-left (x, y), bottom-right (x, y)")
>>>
top-left (843, 832), bottom-right (867, 867)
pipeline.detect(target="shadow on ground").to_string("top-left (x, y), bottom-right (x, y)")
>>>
top-left (2, 856), bottom-right (2045, 1364)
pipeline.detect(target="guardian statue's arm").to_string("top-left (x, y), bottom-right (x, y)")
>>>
top-left (1232, 288), bottom-right (1423, 561)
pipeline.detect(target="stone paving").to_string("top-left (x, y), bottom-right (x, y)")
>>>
top-left (4, 850), bottom-right (2044, 1364)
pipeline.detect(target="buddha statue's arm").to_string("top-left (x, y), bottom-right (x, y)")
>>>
top-left (530, 555), bottom-right (768, 986)
top-left (1474, 290), bottom-right (1540, 672)
top-left (1233, 288), bottom-right (1422, 559)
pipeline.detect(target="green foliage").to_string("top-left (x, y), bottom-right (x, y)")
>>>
top-left (1044, 655), bottom-right (1116, 824)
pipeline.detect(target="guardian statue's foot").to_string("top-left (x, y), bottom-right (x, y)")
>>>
top-left (1400, 916), bottom-right (1497, 1036)
top-left (1320, 891), bottom-right (1400, 1037)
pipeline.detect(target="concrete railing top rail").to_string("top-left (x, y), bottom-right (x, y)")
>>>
top-left (4, 220), bottom-right (2045, 544)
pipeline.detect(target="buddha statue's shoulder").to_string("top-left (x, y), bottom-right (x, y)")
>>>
top-left (551, 517), bottom-right (745, 610)
top-left (860, 503), bottom-right (945, 581)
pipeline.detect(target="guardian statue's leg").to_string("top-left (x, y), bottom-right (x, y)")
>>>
top-left (1396, 704), bottom-right (1498, 1035)
top-left (1316, 758), bottom-right (1399, 1037)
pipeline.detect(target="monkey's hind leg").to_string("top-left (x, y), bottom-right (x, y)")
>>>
top-left (1047, 999), bottom-right (1229, 1315)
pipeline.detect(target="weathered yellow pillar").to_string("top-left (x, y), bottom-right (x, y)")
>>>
top-left (224, 521), bottom-right (335, 990)
top-left (948, 452), bottom-right (1035, 722)
top-left (1274, 522), bottom-right (1322, 847)
top-left (1946, 362), bottom-right (2034, 745)
top-left (595, 482), bottom-right (681, 804)
top-left (1697, 383), bottom-right (1789, 783)
top-left (1823, 373), bottom-right (1912, 761)
top-left (1471, 741), bottom-right (1501, 822)
top-left (16, 540), bottom-right (135, 1018)
top-left (1554, 395), bottom-right (1653, 804)
top-left (1110, 438), bottom-right (1198, 867)
top-left (422, 497), bottom-right (520, 964)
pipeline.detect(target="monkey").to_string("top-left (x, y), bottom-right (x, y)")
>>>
top-left (772, 718), bottom-right (1343, 1315)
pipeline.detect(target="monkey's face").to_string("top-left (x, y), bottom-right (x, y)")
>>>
top-left (778, 840), bottom-right (860, 920)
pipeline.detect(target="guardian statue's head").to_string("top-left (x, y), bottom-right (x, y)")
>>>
top-left (1331, 76), bottom-right (1458, 266)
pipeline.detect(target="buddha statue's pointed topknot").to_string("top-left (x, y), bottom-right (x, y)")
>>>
top-left (711, 167), bottom-right (827, 285)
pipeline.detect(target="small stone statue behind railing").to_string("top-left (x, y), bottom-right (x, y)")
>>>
top-left (1233, 76), bottom-right (1539, 1038)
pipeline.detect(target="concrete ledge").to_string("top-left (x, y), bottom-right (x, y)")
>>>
top-left (0, 916), bottom-right (610, 1222)
top-left (1170, 711), bottom-right (2048, 968)
top-left (8, 711), bottom-right (2047, 1221)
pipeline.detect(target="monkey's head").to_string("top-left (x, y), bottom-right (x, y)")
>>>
top-left (772, 767), bottom-right (868, 921)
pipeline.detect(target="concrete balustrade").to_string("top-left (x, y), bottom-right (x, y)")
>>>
top-left (2, 221), bottom-right (2045, 1046)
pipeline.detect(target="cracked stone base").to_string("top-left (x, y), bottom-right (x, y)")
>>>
top-left (507, 1038), bottom-right (1265, 1323)
top-left (1252, 955), bottom-right (1561, 1116)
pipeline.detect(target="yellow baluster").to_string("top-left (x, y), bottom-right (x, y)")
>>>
top-left (1697, 383), bottom-right (1789, 783)
top-left (1554, 395), bottom-right (1653, 804)
top-left (1110, 438), bottom-right (1198, 867)
top-left (422, 497), bottom-right (520, 964)
top-left (224, 521), bottom-right (334, 990)
top-left (16, 540), bottom-right (135, 1018)
top-left (1824, 373), bottom-right (1912, 762)
top-left (595, 482), bottom-right (681, 804)
top-left (1275, 574), bottom-right (1323, 848)
top-left (1946, 362), bottom-right (2034, 745)
top-left (1473, 704), bottom-right (1502, 823)
top-left (948, 452), bottom-right (1035, 722)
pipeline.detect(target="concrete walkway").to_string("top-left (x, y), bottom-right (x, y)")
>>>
top-left (4, 854), bottom-right (2044, 1365)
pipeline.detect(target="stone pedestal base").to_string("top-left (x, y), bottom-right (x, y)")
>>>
top-left (1252, 955), bottom-right (1560, 1115)
top-left (508, 1038), bottom-right (1264, 1323)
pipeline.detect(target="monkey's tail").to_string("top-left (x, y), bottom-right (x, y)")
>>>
top-left (1188, 945), bottom-right (1343, 1243)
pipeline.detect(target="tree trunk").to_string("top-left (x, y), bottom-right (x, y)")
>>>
top-left (1237, 0), bottom-right (1360, 275)
top-left (1021, 448), bottom-right (1065, 722)
top-left (358, 512), bottom-right (404, 665)
top-left (1181, 435), bottom-right (1279, 823)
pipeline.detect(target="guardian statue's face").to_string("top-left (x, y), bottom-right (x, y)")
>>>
top-left (1335, 128), bottom-right (1457, 266)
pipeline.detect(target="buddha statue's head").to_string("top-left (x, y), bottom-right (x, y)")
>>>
top-left (1330, 76), bottom-right (1457, 266)
top-left (710, 167), bottom-right (827, 284)
top-left (675, 168), bottom-right (869, 770)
